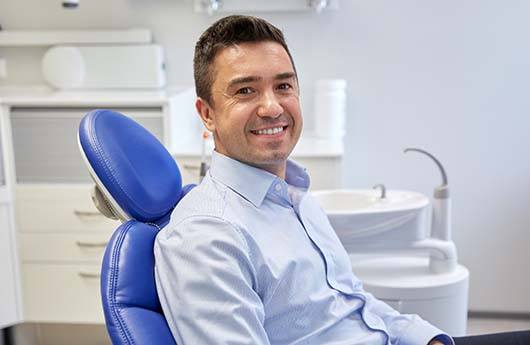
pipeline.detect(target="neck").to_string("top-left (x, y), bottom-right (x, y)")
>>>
top-left (257, 162), bottom-right (286, 180)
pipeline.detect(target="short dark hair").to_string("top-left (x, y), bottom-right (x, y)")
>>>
top-left (193, 15), bottom-right (296, 105)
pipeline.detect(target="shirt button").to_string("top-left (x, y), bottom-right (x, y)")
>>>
top-left (275, 184), bottom-right (282, 192)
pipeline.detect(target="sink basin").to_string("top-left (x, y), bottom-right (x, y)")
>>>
top-left (311, 189), bottom-right (430, 250)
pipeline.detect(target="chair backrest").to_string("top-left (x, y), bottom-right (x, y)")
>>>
top-left (78, 109), bottom-right (193, 344)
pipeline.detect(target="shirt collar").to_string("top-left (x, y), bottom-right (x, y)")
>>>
top-left (209, 151), bottom-right (310, 207)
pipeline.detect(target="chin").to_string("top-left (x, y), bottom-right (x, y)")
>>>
top-left (258, 151), bottom-right (290, 165)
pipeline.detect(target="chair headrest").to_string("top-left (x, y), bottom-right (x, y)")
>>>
top-left (78, 109), bottom-right (182, 223)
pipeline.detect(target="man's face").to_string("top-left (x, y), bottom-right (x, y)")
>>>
top-left (196, 41), bottom-right (303, 178)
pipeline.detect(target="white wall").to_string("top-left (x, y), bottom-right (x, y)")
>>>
top-left (1, 0), bottom-right (529, 313)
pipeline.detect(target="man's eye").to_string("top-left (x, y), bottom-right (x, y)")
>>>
top-left (277, 83), bottom-right (293, 91)
top-left (236, 87), bottom-right (253, 95)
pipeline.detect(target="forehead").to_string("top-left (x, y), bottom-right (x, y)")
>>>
top-left (212, 41), bottom-right (294, 84)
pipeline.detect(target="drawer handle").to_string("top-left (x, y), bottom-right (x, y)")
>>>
top-left (75, 240), bottom-right (108, 248)
top-left (78, 271), bottom-right (101, 279)
top-left (74, 210), bottom-right (103, 218)
top-left (182, 164), bottom-right (200, 171)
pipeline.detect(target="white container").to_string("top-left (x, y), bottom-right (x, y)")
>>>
top-left (314, 79), bottom-right (347, 139)
top-left (351, 255), bottom-right (469, 336)
top-left (41, 45), bottom-right (166, 89)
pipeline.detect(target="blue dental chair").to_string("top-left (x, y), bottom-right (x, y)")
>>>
top-left (78, 109), bottom-right (194, 344)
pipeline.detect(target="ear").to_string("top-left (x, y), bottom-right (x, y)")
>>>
top-left (195, 97), bottom-right (215, 132)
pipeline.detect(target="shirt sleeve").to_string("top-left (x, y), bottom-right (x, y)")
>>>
top-left (154, 215), bottom-right (271, 345)
top-left (362, 292), bottom-right (455, 345)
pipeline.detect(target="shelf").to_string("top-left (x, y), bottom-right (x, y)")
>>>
top-left (0, 29), bottom-right (152, 47)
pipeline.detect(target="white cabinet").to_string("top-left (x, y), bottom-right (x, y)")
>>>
top-left (0, 107), bottom-right (22, 329)
top-left (0, 188), bottom-right (22, 328)
top-left (0, 91), bottom-right (188, 333)
top-left (12, 107), bottom-right (164, 183)
top-left (8, 103), bottom-right (172, 324)
top-left (16, 184), bottom-right (116, 323)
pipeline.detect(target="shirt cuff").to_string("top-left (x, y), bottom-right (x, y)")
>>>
top-left (429, 334), bottom-right (455, 345)
top-left (398, 317), bottom-right (455, 345)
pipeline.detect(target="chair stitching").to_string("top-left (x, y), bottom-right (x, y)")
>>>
top-left (108, 222), bottom-right (135, 345)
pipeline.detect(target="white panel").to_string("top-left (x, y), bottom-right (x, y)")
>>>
top-left (0, 29), bottom-right (152, 47)
top-left (22, 263), bottom-right (104, 323)
top-left (11, 107), bottom-right (163, 183)
top-left (0, 197), bottom-right (20, 328)
top-left (16, 184), bottom-right (119, 234)
top-left (42, 45), bottom-right (166, 89)
top-left (20, 233), bottom-right (111, 263)
top-left (0, 133), bottom-right (4, 186)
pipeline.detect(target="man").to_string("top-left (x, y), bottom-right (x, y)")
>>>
top-left (154, 15), bottom-right (530, 345)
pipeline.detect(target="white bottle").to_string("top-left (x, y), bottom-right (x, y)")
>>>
top-left (314, 79), bottom-right (347, 139)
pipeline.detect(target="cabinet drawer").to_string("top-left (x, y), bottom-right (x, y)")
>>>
top-left (12, 107), bottom-right (164, 183)
top-left (22, 263), bottom-right (104, 323)
top-left (16, 184), bottom-right (119, 233)
top-left (20, 233), bottom-right (111, 263)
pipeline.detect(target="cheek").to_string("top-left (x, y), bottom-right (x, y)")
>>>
top-left (216, 106), bottom-right (252, 137)
top-left (284, 98), bottom-right (302, 120)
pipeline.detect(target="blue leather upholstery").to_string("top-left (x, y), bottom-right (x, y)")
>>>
top-left (79, 109), bottom-right (182, 222)
top-left (78, 109), bottom-right (194, 344)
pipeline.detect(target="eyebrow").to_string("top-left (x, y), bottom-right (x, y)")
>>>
top-left (227, 72), bottom-right (296, 89)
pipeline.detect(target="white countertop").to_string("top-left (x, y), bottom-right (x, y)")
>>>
top-left (0, 86), bottom-right (343, 157)
top-left (0, 86), bottom-right (180, 107)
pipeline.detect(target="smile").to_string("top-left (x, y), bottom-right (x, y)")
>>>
top-left (251, 126), bottom-right (286, 135)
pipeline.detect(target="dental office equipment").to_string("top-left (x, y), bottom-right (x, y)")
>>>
top-left (312, 148), bottom-right (469, 335)
top-left (78, 109), bottom-right (187, 345)
top-left (405, 148), bottom-right (451, 242)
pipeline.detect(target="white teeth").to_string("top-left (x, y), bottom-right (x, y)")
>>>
top-left (254, 126), bottom-right (284, 135)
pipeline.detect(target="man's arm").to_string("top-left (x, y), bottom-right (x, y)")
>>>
top-left (154, 216), bottom-right (271, 345)
top-left (363, 292), bottom-right (455, 345)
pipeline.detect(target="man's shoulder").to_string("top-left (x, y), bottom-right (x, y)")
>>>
top-left (161, 176), bottom-right (253, 233)
top-left (171, 178), bottom-right (229, 223)
top-left (155, 178), bottom-right (255, 253)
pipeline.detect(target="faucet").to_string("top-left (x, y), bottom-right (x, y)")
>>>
top-left (372, 184), bottom-right (387, 199)
top-left (404, 148), bottom-right (450, 241)
top-left (404, 147), bottom-right (456, 273)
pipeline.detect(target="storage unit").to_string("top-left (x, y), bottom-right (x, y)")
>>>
top-left (0, 107), bottom-right (23, 330)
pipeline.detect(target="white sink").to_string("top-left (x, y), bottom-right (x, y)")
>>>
top-left (311, 189), bottom-right (430, 250)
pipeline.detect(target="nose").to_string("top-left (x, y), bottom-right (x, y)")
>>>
top-left (256, 90), bottom-right (283, 118)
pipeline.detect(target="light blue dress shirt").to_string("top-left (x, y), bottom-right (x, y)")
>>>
top-left (155, 151), bottom-right (453, 345)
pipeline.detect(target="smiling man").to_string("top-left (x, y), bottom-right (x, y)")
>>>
top-left (154, 15), bottom-right (528, 345)
top-left (195, 37), bottom-right (302, 178)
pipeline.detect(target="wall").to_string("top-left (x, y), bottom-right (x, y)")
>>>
top-left (1, 0), bottom-right (530, 313)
